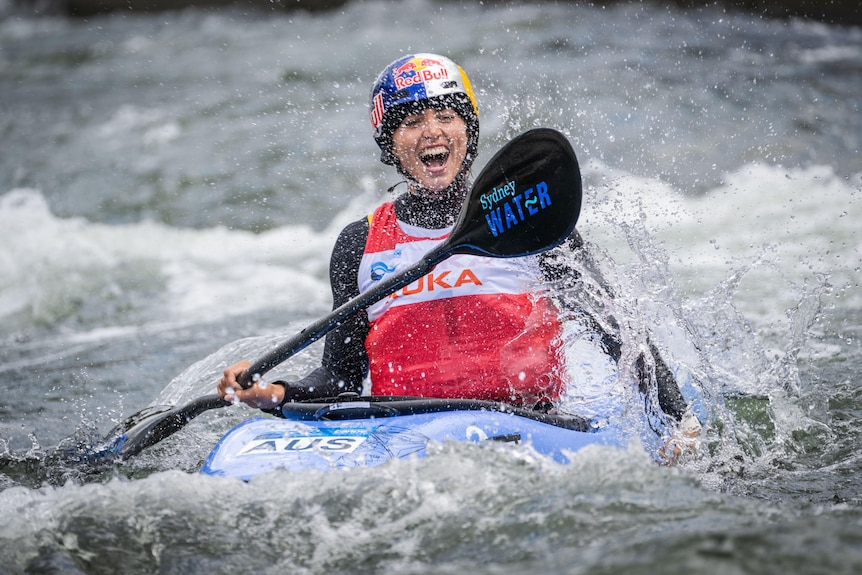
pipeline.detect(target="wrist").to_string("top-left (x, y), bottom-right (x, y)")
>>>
top-left (259, 381), bottom-right (287, 416)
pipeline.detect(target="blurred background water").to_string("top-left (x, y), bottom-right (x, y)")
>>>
top-left (0, 1), bottom-right (860, 573)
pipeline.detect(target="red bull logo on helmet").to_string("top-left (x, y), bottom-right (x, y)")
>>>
top-left (393, 56), bottom-right (450, 89)
top-left (393, 56), bottom-right (444, 76)
top-left (370, 53), bottom-right (478, 139)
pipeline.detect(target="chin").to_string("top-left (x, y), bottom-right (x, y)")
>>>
top-left (421, 172), bottom-right (457, 190)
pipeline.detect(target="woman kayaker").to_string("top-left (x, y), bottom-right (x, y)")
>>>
top-left (217, 53), bottom-right (698, 460)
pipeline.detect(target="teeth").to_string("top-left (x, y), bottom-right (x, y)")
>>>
top-left (421, 146), bottom-right (449, 164)
top-left (421, 145), bottom-right (448, 157)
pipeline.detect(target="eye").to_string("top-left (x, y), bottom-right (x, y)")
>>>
top-left (399, 114), bottom-right (426, 129)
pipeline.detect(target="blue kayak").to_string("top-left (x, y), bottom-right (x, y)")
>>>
top-left (200, 396), bottom-right (627, 480)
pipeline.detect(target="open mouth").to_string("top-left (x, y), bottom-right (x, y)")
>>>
top-left (420, 146), bottom-right (450, 169)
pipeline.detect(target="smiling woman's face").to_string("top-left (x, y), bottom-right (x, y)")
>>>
top-left (391, 107), bottom-right (468, 193)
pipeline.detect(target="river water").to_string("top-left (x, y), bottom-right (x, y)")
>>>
top-left (1, 1), bottom-right (861, 573)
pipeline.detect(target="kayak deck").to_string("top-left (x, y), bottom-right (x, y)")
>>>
top-left (201, 397), bottom-right (625, 479)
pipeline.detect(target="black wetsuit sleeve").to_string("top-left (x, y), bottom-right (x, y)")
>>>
top-left (271, 218), bottom-right (371, 407)
top-left (321, 218), bottom-right (372, 386)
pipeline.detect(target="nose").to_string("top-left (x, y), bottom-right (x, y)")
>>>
top-left (420, 111), bottom-right (444, 136)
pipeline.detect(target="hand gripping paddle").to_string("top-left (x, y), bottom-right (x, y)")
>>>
top-left (91, 128), bottom-right (582, 460)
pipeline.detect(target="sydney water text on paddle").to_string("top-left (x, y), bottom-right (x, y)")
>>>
top-left (481, 179), bottom-right (553, 238)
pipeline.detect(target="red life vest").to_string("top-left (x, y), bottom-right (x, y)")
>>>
top-left (357, 202), bottom-right (565, 405)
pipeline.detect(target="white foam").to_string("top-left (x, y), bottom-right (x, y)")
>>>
top-left (0, 188), bottom-right (335, 333)
top-left (580, 162), bottom-right (862, 320)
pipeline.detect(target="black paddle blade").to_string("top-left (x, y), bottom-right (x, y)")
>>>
top-left (449, 128), bottom-right (581, 258)
top-left (84, 395), bottom-right (229, 461)
top-left (116, 394), bottom-right (229, 459)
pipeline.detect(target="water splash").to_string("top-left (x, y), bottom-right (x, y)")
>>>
top-left (562, 175), bottom-right (841, 491)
